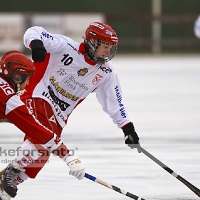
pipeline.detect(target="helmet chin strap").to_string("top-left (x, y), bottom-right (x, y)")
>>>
top-left (13, 74), bottom-right (27, 93)
top-left (16, 83), bottom-right (21, 92)
top-left (16, 83), bottom-right (25, 96)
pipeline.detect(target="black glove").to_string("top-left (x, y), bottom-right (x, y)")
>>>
top-left (122, 122), bottom-right (141, 152)
top-left (31, 39), bottom-right (47, 63)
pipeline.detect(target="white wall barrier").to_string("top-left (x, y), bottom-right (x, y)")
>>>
top-left (63, 13), bottom-right (105, 43)
top-left (0, 13), bottom-right (105, 53)
top-left (31, 13), bottom-right (105, 43)
top-left (0, 13), bottom-right (24, 52)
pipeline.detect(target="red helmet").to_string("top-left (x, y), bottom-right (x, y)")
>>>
top-left (85, 22), bottom-right (118, 63)
top-left (0, 50), bottom-right (35, 84)
top-left (85, 22), bottom-right (118, 45)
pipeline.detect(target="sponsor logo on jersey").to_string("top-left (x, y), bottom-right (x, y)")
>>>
top-left (64, 76), bottom-right (88, 91)
top-left (50, 76), bottom-right (79, 101)
top-left (42, 91), bottom-right (65, 122)
top-left (49, 115), bottom-right (56, 123)
top-left (41, 31), bottom-right (53, 40)
top-left (77, 68), bottom-right (88, 76)
top-left (48, 86), bottom-right (70, 111)
top-left (54, 135), bottom-right (61, 144)
top-left (99, 65), bottom-right (112, 73)
top-left (27, 99), bottom-right (34, 114)
top-left (92, 74), bottom-right (103, 85)
top-left (57, 68), bottom-right (67, 76)
top-left (68, 43), bottom-right (80, 54)
top-left (0, 77), bottom-right (14, 95)
top-left (115, 86), bottom-right (127, 118)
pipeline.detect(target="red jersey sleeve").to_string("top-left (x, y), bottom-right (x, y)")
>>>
top-left (0, 76), bottom-right (54, 144)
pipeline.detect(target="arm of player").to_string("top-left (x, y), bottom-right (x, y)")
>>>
top-left (95, 63), bottom-right (141, 152)
top-left (23, 26), bottom-right (68, 62)
top-left (43, 136), bottom-right (85, 180)
top-left (122, 122), bottom-right (141, 152)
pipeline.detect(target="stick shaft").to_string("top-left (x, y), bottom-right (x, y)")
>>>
top-left (140, 147), bottom-right (200, 197)
top-left (85, 173), bottom-right (146, 200)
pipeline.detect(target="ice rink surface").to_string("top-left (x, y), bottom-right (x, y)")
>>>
top-left (0, 55), bottom-right (200, 200)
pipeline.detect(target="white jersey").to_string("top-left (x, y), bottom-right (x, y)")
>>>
top-left (23, 26), bottom-right (131, 128)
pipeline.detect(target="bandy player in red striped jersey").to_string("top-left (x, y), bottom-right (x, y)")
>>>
top-left (0, 22), bottom-right (141, 200)
top-left (0, 51), bottom-right (85, 200)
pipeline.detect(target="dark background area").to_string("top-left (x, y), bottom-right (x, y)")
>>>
top-left (1, 0), bottom-right (200, 53)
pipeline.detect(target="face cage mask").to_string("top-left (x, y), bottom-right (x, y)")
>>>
top-left (6, 62), bottom-right (31, 84)
top-left (85, 38), bottom-right (118, 64)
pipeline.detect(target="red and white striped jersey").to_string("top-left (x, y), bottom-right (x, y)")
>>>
top-left (23, 26), bottom-right (131, 128)
top-left (0, 75), bottom-right (58, 144)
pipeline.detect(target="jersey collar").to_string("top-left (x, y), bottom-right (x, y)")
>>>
top-left (78, 42), bottom-right (97, 66)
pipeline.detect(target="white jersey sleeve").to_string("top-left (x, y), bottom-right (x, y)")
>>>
top-left (94, 62), bottom-right (130, 128)
top-left (24, 26), bottom-right (70, 54)
top-left (194, 15), bottom-right (200, 39)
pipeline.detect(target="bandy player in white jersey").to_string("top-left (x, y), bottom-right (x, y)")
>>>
top-left (194, 15), bottom-right (200, 39)
top-left (0, 22), bottom-right (141, 200)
